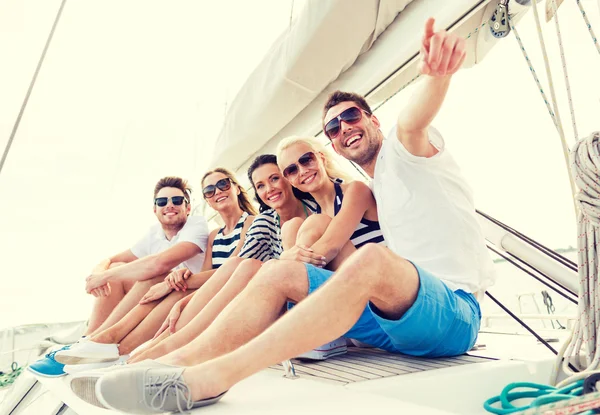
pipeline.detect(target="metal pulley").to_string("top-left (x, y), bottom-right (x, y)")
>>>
top-left (489, 0), bottom-right (511, 38)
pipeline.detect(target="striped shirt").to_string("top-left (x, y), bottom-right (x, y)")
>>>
top-left (239, 199), bottom-right (318, 262)
top-left (211, 212), bottom-right (249, 269)
top-left (316, 182), bottom-right (385, 248)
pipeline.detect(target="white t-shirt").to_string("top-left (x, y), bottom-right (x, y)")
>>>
top-left (130, 215), bottom-right (209, 273)
top-left (371, 127), bottom-right (495, 295)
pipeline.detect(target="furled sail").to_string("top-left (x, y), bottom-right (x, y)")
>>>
top-left (210, 0), bottom-right (532, 176)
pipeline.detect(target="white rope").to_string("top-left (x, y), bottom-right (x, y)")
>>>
top-left (509, 18), bottom-right (558, 128)
top-left (552, 132), bottom-right (600, 385)
top-left (550, 0), bottom-right (578, 141)
top-left (529, 0), bottom-right (579, 209)
top-left (509, 6), bottom-right (578, 214)
top-left (576, 0), bottom-right (600, 56)
top-left (530, 0), bottom-right (565, 139)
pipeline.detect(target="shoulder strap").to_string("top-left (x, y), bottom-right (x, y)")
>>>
top-left (333, 182), bottom-right (344, 216)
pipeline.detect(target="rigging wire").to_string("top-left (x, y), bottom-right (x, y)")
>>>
top-left (0, 0), bottom-right (68, 180)
top-left (507, 12), bottom-right (578, 217)
top-left (528, 0), bottom-right (575, 208)
top-left (549, 0), bottom-right (578, 142)
top-left (487, 244), bottom-right (577, 304)
top-left (477, 210), bottom-right (577, 272)
top-left (485, 292), bottom-right (579, 373)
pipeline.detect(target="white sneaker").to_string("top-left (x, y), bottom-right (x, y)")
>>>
top-left (296, 338), bottom-right (348, 361)
top-left (64, 355), bottom-right (130, 374)
top-left (54, 340), bottom-right (119, 365)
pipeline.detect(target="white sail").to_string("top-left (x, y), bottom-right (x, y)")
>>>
top-left (211, 0), bottom-right (533, 175)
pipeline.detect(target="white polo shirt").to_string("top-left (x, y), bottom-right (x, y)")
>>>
top-left (371, 127), bottom-right (495, 295)
top-left (130, 215), bottom-right (209, 273)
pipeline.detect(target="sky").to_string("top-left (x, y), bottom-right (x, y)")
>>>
top-left (0, 0), bottom-right (598, 330)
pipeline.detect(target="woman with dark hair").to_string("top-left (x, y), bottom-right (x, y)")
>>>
top-left (128, 154), bottom-right (324, 363)
top-left (236, 154), bottom-right (318, 262)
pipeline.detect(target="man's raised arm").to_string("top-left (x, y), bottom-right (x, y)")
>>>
top-left (396, 18), bottom-right (466, 157)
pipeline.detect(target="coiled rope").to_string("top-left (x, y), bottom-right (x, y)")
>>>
top-left (551, 132), bottom-right (600, 386)
top-left (0, 362), bottom-right (23, 388)
top-left (549, 0), bottom-right (600, 387)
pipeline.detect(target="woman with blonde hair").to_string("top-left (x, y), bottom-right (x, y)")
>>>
top-left (54, 168), bottom-right (256, 368)
top-left (277, 136), bottom-right (384, 269)
top-left (276, 136), bottom-right (385, 360)
top-left (127, 154), bottom-right (324, 364)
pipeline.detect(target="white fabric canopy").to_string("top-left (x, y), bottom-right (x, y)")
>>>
top-left (211, 0), bottom-right (532, 174)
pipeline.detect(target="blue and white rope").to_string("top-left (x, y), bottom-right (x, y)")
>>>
top-left (550, 0), bottom-right (578, 141)
top-left (508, 16), bottom-right (558, 128)
top-left (576, 0), bottom-right (600, 56)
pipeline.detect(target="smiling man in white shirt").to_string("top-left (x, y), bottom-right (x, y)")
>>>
top-left (28, 176), bottom-right (209, 378)
top-left (71, 19), bottom-right (495, 413)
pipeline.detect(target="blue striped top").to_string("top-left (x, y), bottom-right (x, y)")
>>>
top-left (316, 182), bottom-right (385, 248)
top-left (211, 212), bottom-right (249, 269)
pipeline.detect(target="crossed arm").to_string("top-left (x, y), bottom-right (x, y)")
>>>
top-left (85, 242), bottom-right (203, 293)
top-left (282, 181), bottom-right (377, 264)
top-left (140, 215), bottom-right (255, 304)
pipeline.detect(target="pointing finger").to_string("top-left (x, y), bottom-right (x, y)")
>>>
top-left (424, 17), bottom-right (435, 38)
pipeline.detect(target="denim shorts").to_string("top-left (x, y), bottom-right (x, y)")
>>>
top-left (301, 262), bottom-right (481, 357)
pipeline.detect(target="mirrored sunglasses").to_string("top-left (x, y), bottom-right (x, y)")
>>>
top-left (203, 178), bottom-right (232, 198)
top-left (154, 196), bottom-right (186, 207)
top-left (282, 152), bottom-right (317, 179)
top-left (324, 106), bottom-right (367, 139)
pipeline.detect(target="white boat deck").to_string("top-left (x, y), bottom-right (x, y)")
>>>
top-left (0, 331), bottom-right (566, 415)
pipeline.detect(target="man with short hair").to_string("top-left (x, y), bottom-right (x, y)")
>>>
top-left (76, 19), bottom-right (495, 412)
top-left (29, 176), bottom-right (209, 377)
top-left (83, 176), bottom-right (209, 336)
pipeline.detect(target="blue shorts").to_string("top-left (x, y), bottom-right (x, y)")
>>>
top-left (301, 262), bottom-right (481, 357)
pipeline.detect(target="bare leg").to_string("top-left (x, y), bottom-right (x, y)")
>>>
top-left (87, 275), bottom-right (165, 336)
top-left (131, 259), bottom-right (262, 362)
top-left (127, 257), bottom-right (245, 362)
top-left (295, 214), bottom-right (356, 270)
top-left (90, 289), bottom-right (191, 351)
top-left (178, 244), bottom-right (419, 400)
top-left (116, 289), bottom-right (189, 355)
top-left (158, 258), bottom-right (309, 366)
top-left (175, 257), bottom-right (245, 328)
top-left (150, 216), bottom-right (355, 362)
top-left (281, 217), bottom-right (304, 250)
top-left (85, 263), bottom-right (132, 335)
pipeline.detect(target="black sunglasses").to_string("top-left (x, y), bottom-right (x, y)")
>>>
top-left (282, 152), bottom-right (317, 179)
top-left (203, 178), bottom-right (232, 198)
top-left (324, 106), bottom-right (369, 139)
top-left (154, 196), bottom-right (187, 207)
